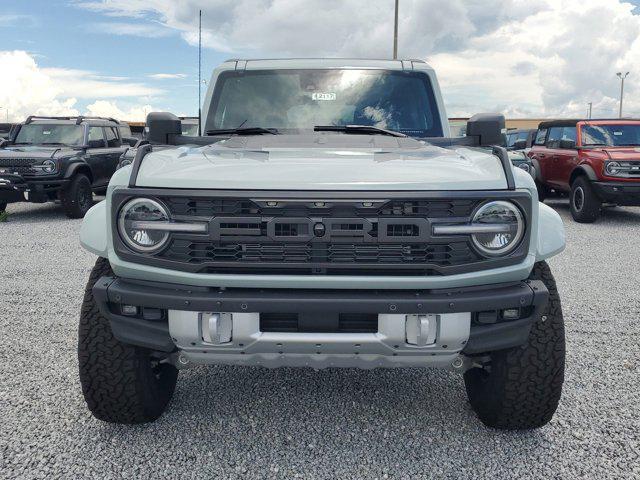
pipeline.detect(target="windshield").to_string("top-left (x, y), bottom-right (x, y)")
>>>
top-left (14, 124), bottom-right (84, 146)
top-left (581, 124), bottom-right (640, 147)
top-left (206, 69), bottom-right (443, 137)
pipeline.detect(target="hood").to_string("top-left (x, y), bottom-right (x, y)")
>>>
top-left (0, 145), bottom-right (66, 160)
top-left (594, 146), bottom-right (640, 161)
top-left (135, 134), bottom-right (509, 191)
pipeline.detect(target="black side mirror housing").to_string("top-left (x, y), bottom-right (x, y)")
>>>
top-left (559, 139), bottom-right (576, 149)
top-left (122, 136), bottom-right (139, 147)
top-left (146, 112), bottom-right (182, 145)
top-left (466, 113), bottom-right (505, 147)
top-left (513, 139), bottom-right (527, 150)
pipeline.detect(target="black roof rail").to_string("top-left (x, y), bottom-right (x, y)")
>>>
top-left (23, 115), bottom-right (121, 125)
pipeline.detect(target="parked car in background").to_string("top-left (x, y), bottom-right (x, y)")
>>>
top-left (0, 116), bottom-right (135, 217)
top-left (179, 116), bottom-right (199, 136)
top-left (506, 128), bottom-right (536, 151)
top-left (528, 119), bottom-right (640, 222)
top-left (78, 58), bottom-right (566, 430)
top-left (509, 150), bottom-right (535, 178)
top-left (0, 123), bottom-right (16, 140)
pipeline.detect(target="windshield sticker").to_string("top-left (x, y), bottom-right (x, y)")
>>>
top-left (43, 130), bottom-right (52, 135)
top-left (311, 92), bottom-right (336, 101)
top-left (613, 131), bottom-right (623, 135)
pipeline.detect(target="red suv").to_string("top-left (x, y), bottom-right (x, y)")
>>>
top-left (528, 119), bottom-right (640, 222)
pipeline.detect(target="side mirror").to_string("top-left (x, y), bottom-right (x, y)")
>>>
top-left (146, 112), bottom-right (182, 145)
top-left (122, 136), bottom-right (139, 147)
top-left (466, 113), bottom-right (505, 147)
top-left (559, 139), bottom-right (576, 149)
top-left (513, 139), bottom-right (527, 150)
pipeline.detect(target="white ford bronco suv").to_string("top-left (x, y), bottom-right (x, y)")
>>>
top-left (78, 59), bottom-right (566, 429)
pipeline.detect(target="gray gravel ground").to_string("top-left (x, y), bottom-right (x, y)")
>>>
top-left (0, 199), bottom-right (639, 479)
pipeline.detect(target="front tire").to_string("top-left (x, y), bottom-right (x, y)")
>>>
top-left (570, 176), bottom-right (601, 223)
top-left (464, 261), bottom-right (565, 430)
top-left (0, 201), bottom-right (7, 212)
top-left (78, 258), bottom-right (178, 424)
top-left (61, 174), bottom-right (93, 218)
top-left (535, 181), bottom-right (547, 202)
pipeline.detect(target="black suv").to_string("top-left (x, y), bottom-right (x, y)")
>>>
top-left (0, 116), bottom-right (134, 217)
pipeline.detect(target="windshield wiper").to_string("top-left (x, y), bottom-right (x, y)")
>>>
top-left (314, 125), bottom-right (406, 137)
top-left (205, 127), bottom-right (279, 136)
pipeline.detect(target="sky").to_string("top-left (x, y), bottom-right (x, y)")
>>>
top-left (1, 0), bottom-right (640, 122)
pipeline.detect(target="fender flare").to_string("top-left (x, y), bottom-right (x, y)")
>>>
top-left (64, 160), bottom-right (94, 183)
top-left (569, 164), bottom-right (597, 184)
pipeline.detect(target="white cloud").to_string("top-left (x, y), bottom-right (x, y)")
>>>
top-left (0, 50), bottom-right (163, 122)
top-left (88, 21), bottom-right (174, 38)
top-left (85, 100), bottom-right (155, 121)
top-left (148, 73), bottom-right (187, 79)
top-left (76, 0), bottom-right (640, 118)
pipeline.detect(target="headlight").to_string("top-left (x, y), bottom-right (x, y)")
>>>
top-left (471, 201), bottom-right (524, 256)
top-left (118, 198), bottom-right (170, 253)
top-left (32, 159), bottom-right (57, 174)
top-left (516, 162), bottom-right (531, 173)
top-left (605, 161), bottom-right (621, 176)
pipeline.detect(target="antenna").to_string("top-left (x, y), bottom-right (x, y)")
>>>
top-left (393, 0), bottom-right (399, 59)
top-left (198, 9), bottom-right (202, 136)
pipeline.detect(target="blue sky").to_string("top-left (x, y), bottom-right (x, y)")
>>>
top-left (0, 0), bottom-right (228, 117)
top-left (1, 0), bottom-right (640, 121)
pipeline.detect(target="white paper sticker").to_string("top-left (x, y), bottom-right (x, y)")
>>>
top-left (311, 92), bottom-right (336, 101)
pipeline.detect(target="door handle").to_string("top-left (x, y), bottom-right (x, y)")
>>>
top-left (539, 153), bottom-right (546, 158)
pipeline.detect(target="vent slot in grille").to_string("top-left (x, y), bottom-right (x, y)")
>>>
top-left (260, 312), bottom-right (378, 333)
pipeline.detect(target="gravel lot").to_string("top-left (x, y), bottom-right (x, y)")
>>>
top-left (0, 199), bottom-right (639, 479)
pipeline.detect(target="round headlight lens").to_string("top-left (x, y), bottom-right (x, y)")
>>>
top-left (42, 159), bottom-right (57, 173)
top-left (517, 162), bottom-right (531, 173)
top-left (471, 201), bottom-right (524, 256)
top-left (118, 198), bottom-right (170, 253)
top-left (605, 161), bottom-right (621, 176)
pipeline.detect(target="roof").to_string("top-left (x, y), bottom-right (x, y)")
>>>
top-left (23, 115), bottom-right (121, 126)
top-left (221, 58), bottom-right (433, 71)
top-left (539, 118), bottom-right (640, 129)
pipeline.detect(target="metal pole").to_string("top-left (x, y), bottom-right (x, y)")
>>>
top-left (588, 102), bottom-right (592, 119)
top-left (393, 0), bottom-right (399, 59)
top-left (617, 72), bottom-right (629, 119)
top-left (198, 10), bottom-right (202, 136)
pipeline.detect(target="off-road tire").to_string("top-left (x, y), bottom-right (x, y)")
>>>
top-left (464, 261), bottom-right (565, 430)
top-left (570, 176), bottom-right (601, 223)
top-left (0, 201), bottom-right (7, 212)
top-left (60, 173), bottom-right (93, 218)
top-left (78, 257), bottom-right (178, 423)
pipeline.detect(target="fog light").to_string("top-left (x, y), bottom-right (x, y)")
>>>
top-left (201, 312), bottom-right (233, 344)
top-left (121, 304), bottom-right (138, 316)
top-left (405, 314), bottom-right (438, 346)
top-left (501, 308), bottom-right (521, 320)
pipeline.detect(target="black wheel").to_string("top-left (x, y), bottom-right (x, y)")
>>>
top-left (464, 261), bottom-right (565, 430)
top-left (570, 176), bottom-right (601, 223)
top-left (535, 181), bottom-right (547, 202)
top-left (60, 174), bottom-right (93, 218)
top-left (0, 201), bottom-right (7, 212)
top-left (78, 258), bottom-right (178, 424)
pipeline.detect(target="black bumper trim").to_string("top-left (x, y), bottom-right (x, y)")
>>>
top-left (592, 181), bottom-right (640, 205)
top-left (92, 277), bottom-right (549, 354)
top-left (0, 174), bottom-right (70, 202)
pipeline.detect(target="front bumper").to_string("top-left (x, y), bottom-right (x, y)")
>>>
top-left (592, 181), bottom-right (640, 205)
top-left (93, 276), bottom-right (549, 368)
top-left (0, 174), bottom-right (69, 203)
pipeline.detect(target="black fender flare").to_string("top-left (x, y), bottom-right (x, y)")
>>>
top-left (529, 157), bottom-right (543, 182)
top-left (64, 160), bottom-right (94, 184)
top-left (570, 164), bottom-right (597, 185)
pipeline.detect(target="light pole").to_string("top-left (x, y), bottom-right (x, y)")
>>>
top-left (393, 0), bottom-right (399, 59)
top-left (587, 102), bottom-right (592, 119)
top-left (616, 72), bottom-right (629, 118)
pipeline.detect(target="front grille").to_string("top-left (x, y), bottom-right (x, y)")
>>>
top-left (0, 158), bottom-right (39, 175)
top-left (164, 240), bottom-right (477, 267)
top-left (113, 191), bottom-right (531, 276)
top-left (260, 312), bottom-right (378, 333)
